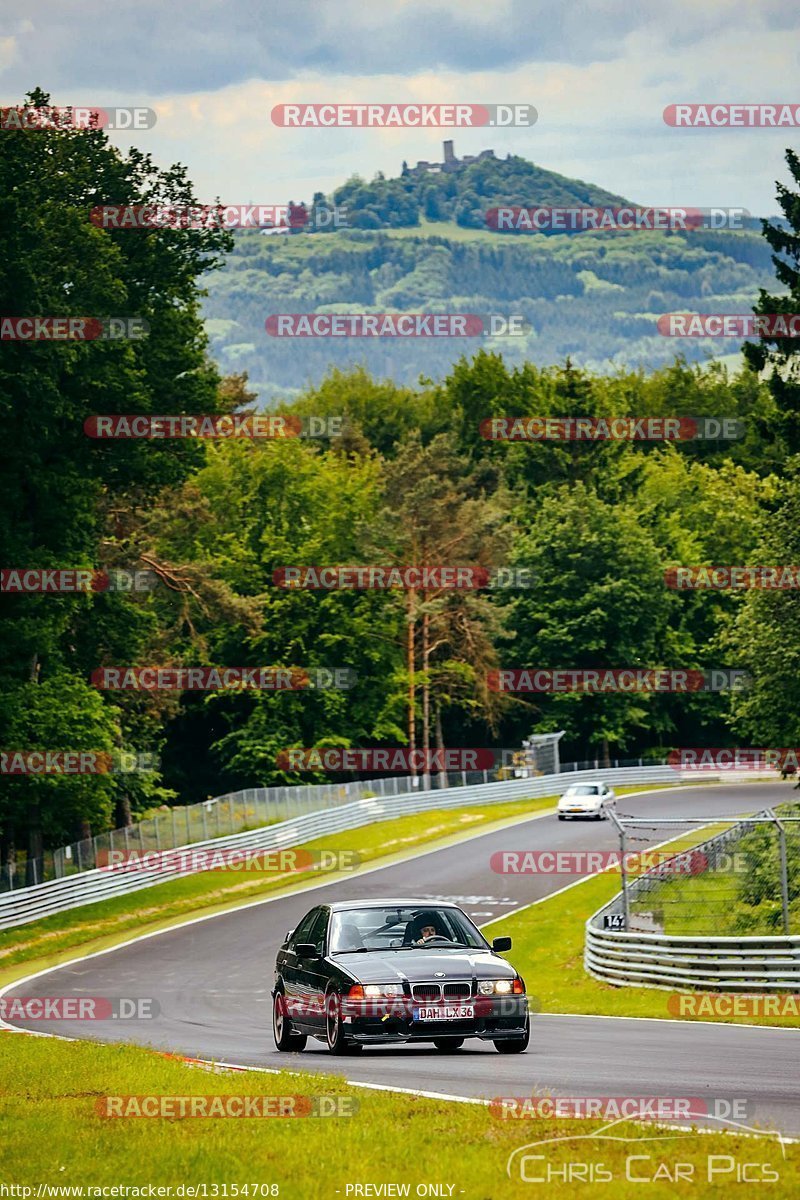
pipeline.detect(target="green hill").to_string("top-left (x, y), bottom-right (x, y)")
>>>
top-left (202, 151), bottom-right (778, 403)
top-left (328, 146), bottom-right (632, 230)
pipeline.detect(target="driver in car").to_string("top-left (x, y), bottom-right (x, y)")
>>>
top-left (410, 910), bottom-right (445, 945)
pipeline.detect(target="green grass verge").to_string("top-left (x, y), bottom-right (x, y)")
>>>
top-left (0, 785), bottom-right (676, 984)
top-left (1, 1035), bottom-right (794, 1196)
top-left (0, 792), bottom-right (566, 982)
top-left (491, 824), bottom-right (800, 1029)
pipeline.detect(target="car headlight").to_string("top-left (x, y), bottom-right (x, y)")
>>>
top-left (363, 984), bottom-right (403, 997)
top-left (478, 979), bottom-right (514, 995)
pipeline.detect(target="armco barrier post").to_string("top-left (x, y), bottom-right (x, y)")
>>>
top-left (607, 808), bottom-right (630, 930)
top-left (771, 810), bottom-right (791, 935)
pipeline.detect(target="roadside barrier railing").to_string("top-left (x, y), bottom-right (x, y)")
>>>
top-left (585, 805), bottom-right (800, 991)
top-left (0, 763), bottom-right (677, 931)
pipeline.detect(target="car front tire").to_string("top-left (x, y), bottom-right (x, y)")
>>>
top-left (494, 1016), bottom-right (530, 1054)
top-left (273, 990), bottom-right (307, 1052)
top-left (325, 989), bottom-right (362, 1055)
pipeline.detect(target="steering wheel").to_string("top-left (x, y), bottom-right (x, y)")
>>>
top-left (418, 935), bottom-right (452, 945)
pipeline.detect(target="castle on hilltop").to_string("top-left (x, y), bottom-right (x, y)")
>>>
top-left (403, 140), bottom-right (496, 177)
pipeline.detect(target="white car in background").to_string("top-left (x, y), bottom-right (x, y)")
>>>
top-left (557, 781), bottom-right (616, 820)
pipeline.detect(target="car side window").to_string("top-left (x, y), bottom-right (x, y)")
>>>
top-left (290, 909), bottom-right (319, 947)
top-left (307, 909), bottom-right (329, 955)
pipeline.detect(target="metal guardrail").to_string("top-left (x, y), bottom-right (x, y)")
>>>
top-left (585, 811), bottom-right (800, 991)
top-left (0, 764), bottom-right (677, 931)
top-left (4, 752), bottom-right (657, 891)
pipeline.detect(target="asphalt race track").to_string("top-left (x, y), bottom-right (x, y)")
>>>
top-left (4, 781), bottom-right (800, 1136)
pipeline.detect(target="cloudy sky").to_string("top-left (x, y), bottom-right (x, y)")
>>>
top-left (2, 0), bottom-right (798, 213)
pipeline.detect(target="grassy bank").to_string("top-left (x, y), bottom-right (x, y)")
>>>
top-left (491, 825), bottom-right (800, 1029)
top-left (0, 784), bottom-right (676, 984)
top-left (0, 792), bottom-right (561, 981)
top-left (0, 1034), bottom-right (794, 1197)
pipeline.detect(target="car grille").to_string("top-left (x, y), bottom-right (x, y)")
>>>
top-left (412, 981), bottom-right (472, 1001)
top-left (443, 982), bottom-right (471, 999)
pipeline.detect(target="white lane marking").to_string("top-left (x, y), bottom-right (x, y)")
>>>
top-left (192, 1059), bottom-right (800, 1141)
top-left (0, 796), bottom-right (572, 1029)
top-left (1, 779), bottom-right (728, 1018)
top-left (478, 795), bottom-right (756, 927)
top-left (537, 1011), bottom-right (800, 1034)
top-left (0, 781), bottom-right (771, 1044)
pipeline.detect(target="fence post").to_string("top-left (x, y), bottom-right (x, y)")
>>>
top-left (608, 810), bottom-right (630, 930)
top-left (771, 810), bottom-right (791, 936)
top-left (202, 803), bottom-right (208, 841)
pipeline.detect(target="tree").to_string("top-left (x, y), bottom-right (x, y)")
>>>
top-left (378, 433), bottom-right (511, 783)
top-left (508, 484), bottom-right (677, 763)
top-left (0, 89), bottom-right (232, 862)
top-left (728, 462), bottom-right (800, 744)
top-left (743, 149), bottom-right (800, 452)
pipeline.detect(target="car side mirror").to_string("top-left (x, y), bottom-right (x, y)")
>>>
top-left (295, 942), bottom-right (318, 958)
top-left (492, 936), bottom-right (512, 952)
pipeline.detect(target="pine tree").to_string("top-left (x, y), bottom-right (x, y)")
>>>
top-left (743, 149), bottom-right (800, 451)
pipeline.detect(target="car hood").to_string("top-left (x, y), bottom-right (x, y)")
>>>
top-left (332, 949), bottom-right (517, 984)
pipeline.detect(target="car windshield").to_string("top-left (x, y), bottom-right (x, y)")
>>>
top-left (329, 906), bottom-right (487, 954)
top-left (567, 785), bottom-right (600, 795)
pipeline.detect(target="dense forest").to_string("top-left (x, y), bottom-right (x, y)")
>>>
top-left (204, 145), bottom-right (781, 398)
top-left (3, 94), bottom-right (800, 877)
top-left (204, 224), bottom-right (777, 399)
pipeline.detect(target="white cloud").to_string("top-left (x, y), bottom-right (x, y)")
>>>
top-left (2, 1), bottom-right (796, 214)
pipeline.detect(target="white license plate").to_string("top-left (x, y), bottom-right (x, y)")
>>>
top-left (413, 1005), bottom-right (474, 1021)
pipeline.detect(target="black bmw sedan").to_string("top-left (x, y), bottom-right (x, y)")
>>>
top-left (272, 898), bottom-right (530, 1055)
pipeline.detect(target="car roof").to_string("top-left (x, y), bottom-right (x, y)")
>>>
top-left (566, 780), bottom-right (604, 787)
top-left (322, 899), bottom-right (462, 912)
